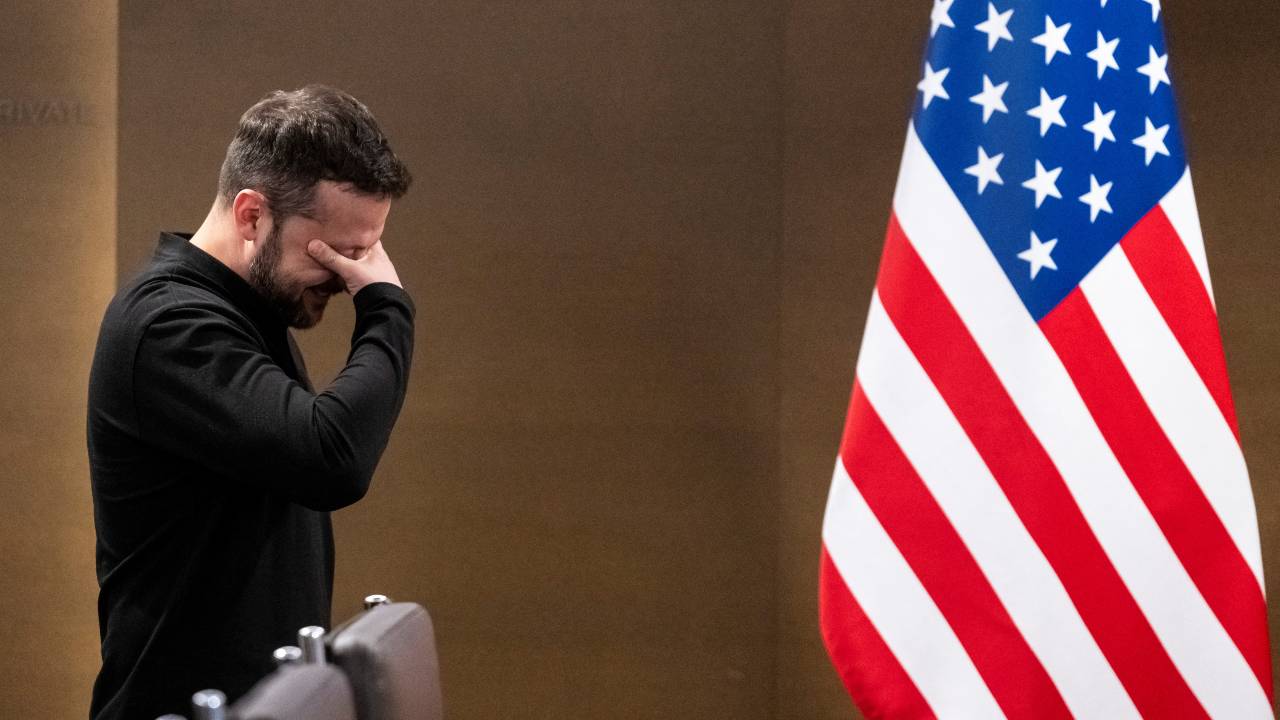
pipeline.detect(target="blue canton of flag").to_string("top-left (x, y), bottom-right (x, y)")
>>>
top-left (917, 0), bottom-right (1182, 320)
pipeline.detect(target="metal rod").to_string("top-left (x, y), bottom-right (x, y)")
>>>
top-left (298, 625), bottom-right (326, 664)
top-left (191, 689), bottom-right (226, 720)
top-left (273, 645), bottom-right (303, 667)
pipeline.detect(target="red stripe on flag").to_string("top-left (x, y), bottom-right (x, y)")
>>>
top-left (840, 383), bottom-right (1072, 720)
top-left (820, 546), bottom-right (936, 720)
top-left (875, 214), bottom-right (1209, 719)
top-left (1041, 288), bottom-right (1274, 697)
top-left (1121, 207), bottom-right (1240, 437)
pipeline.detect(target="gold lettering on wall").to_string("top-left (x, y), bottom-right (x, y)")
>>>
top-left (0, 97), bottom-right (92, 126)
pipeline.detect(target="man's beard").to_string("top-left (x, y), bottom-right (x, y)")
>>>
top-left (248, 223), bottom-right (328, 329)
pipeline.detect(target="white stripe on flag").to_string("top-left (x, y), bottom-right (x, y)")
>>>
top-left (822, 461), bottom-right (1004, 720)
top-left (1082, 246), bottom-right (1263, 587)
top-left (891, 123), bottom-right (1272, 720)
top-left (1160, 168), bottom-right (1215, 307)
top-left (857, 293), bottom-right (1141, 720)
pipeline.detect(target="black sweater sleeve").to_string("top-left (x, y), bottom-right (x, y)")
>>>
top-left (131, 282), bottom-right (415, 511)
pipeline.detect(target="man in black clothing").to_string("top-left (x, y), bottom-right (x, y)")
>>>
top-left (87, 85), bottom-right (414, 719)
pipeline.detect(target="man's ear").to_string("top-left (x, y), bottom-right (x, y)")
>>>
top-left (230, 190), bottom-right (268, 244)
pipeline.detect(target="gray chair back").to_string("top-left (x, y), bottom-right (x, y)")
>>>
top-left (329, 602), bottom-right (443, 720)
top-left (228, 664), bottom-right (356, 720)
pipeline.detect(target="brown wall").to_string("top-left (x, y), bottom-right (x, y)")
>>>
top-left (776, 7), bottom-right (924, 717)
top-left (0, 1), bottom-right (117, 717)
top-left (118, 2), bottom-right (784, 718)
top-left (2, 1), bottom-right (1277, 717)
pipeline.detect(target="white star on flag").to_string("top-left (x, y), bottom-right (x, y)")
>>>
top-left (1078, 174), bottom-right (1114, 222)
top-left (964, 146), bottom-right (1005, 194)
top-left (1021, 160), bottom-right (1063, 207)
top-left (1082, 103), bottom-right (1117, 150)
top-left (1027, 88), bottom-right (1068, 137)
top-left (1144, 0), bottom-right (1161, 21)
top-left (1137, 46), bottom-right (1171, 94)
top-left (1133, 117), bottom-right (1171, 164)
top-left (1087, 32), bottom-right (1120, 79)
top-left (975, 3), bottom-right (1014, 52)
top-left (917, 63), bottom-right (951, 108)
top-left (1031, 16), bottom-right (1072, 64)
top-left (1017, 231), bottom-right (1058, 279)
top-left (931, 0), bottom-right (956, 37)
top-left (970, 75), bottom-right (1010, 123)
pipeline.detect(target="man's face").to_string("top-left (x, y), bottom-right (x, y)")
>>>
top-left (248, 181), bottom-right (392, 329)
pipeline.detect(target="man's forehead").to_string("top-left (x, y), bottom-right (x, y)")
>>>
top-left (314, 180), bottom-right (386, 210)
top-left (306, 184), bottom-right (389, 240)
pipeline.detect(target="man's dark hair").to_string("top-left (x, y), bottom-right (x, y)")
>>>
top-left (217, 84), bottom-right (412, 221)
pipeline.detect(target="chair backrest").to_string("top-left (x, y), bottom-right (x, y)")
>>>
top-left (328, 602), bottom-right (443, 720)
top-left (228, 664), bottom-right (357, 720)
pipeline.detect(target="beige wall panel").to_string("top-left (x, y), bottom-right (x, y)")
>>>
top-left (778, 2), bottom-right (1280, 718)
top-left (120, 2), bottom-right (783, 717)
top-left (0, 1), bottom-right (117, 717)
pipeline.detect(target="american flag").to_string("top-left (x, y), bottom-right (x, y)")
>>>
top-left (818, 1), bottom-right (1273, 718)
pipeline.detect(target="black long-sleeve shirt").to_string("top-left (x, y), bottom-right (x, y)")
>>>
top-left (87, 232), bottom-right (414, 719)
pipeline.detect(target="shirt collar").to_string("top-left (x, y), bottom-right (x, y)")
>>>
top-left (153, 231), bottom-right (288, 333)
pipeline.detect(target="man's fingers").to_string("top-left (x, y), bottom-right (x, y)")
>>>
top-left (306, 238), bottom-right (400, 292)
top-left (307, 239), bottom-right (344, 268)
